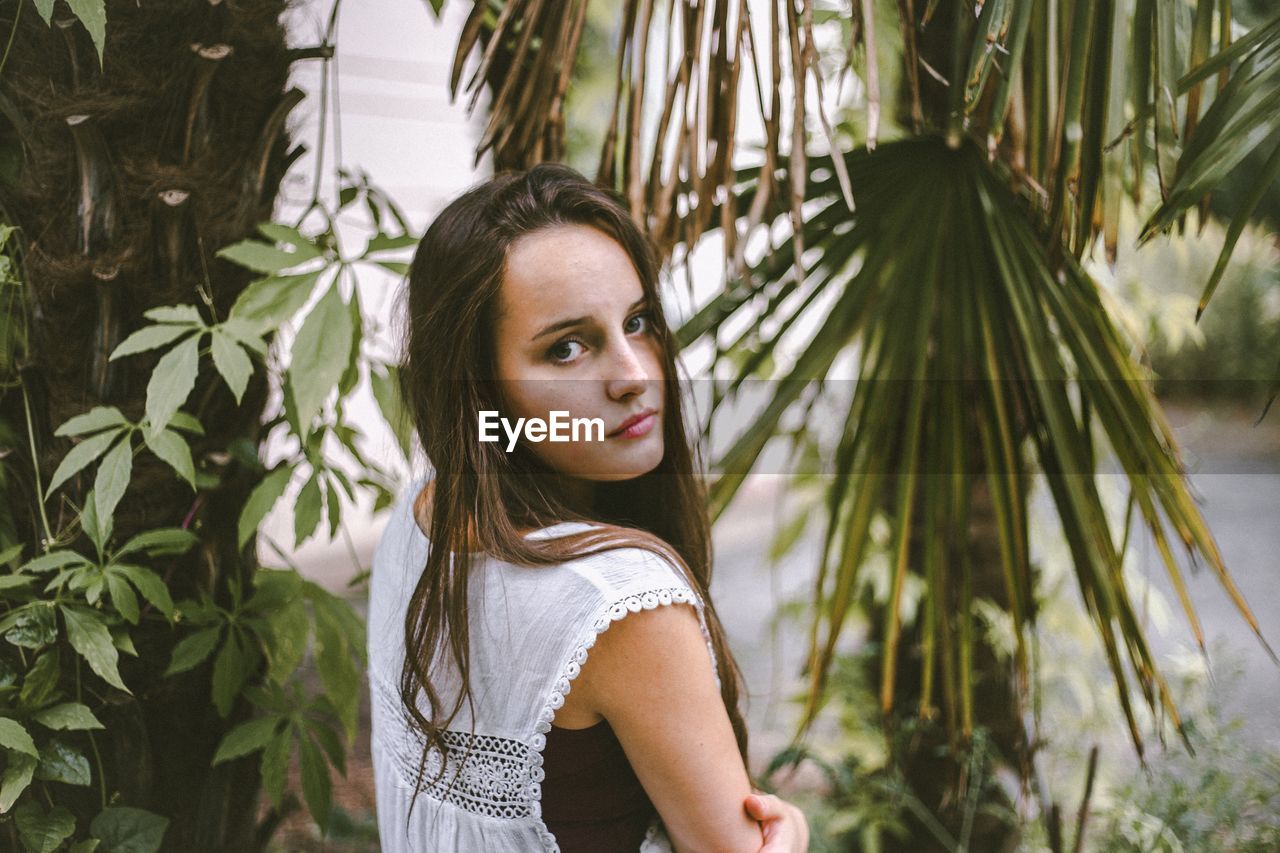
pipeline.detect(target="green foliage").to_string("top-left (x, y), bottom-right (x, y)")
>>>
top-left (3, 158), bottom-right (413, 844)
top-left (89, 806), bottom-right (170, 853)
top-left (1090, 731), bottom-right (1280, 851)
top-left (108, 301), bottom-right (268, 432)
top-left (760, 654), bottom-right (1018, 853)
top-left (1096, 203), bottom-right (1280, 403)
top-left (698, 136), bottom-right (1262, 759)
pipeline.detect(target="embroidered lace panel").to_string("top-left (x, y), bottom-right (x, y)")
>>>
top-left (372, 669), bottom-right (538, 820)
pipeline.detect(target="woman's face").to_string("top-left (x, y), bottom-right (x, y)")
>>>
top-left (490, 223), bottom-right (666, 483)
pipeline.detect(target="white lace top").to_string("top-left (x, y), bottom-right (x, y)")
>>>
top-left (367, 474), bottom-right (722, 852)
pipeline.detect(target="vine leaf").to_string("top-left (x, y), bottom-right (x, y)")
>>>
top-left (89, 806), bottom-right (170, 853)
top-left (60, 605), bottom-right (129, 693)
top-left (144, 334), bottom-right (201, 438)
top-left (65, 0), bottom-right (107, 67)
top-left (238, 466), bottom-right (293, 550)
top-left (32, 703), bottom-right (105, 732)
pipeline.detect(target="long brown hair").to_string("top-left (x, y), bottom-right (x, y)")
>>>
top-left (394, 162), bottom-right (749, 819)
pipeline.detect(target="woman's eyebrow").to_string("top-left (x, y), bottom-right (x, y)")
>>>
top-left (530, 296), bottom-right (648, 342)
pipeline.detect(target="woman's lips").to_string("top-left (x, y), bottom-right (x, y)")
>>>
top-left (610, 410), bottom-right (657, 439)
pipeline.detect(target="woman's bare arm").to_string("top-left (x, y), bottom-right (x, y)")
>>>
top-left (571, 600), bottom-right (763, 852)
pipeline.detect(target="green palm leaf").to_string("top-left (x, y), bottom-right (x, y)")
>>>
top-left (682, 135), bottom-right (1271, 755)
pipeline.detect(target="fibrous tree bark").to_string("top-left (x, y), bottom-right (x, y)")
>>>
top-left (0, 1), bottom-right (302, 848)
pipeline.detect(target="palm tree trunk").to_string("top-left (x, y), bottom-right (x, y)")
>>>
top-left (0, 2), bottom-right (298, 848)
top-left (862, 6), bottom-right (1039, 834)
top-left (867, 456), bottom-right (1031, 852)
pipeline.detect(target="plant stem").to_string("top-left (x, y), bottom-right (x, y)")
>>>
top-left (21, 375), bottom-right (53, 550)
top-left (0, 0), bottom-right (23, 79)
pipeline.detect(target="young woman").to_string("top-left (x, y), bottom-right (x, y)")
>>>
top-left (367, 163), bottom-right (809, 852)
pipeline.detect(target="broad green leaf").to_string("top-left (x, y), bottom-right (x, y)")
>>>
top-left (325, 477), bottom-right (341, 539)
top-left (141, 305), bottom-right (203, 325)
top-left (144, 334), bottom-right (201, 437)
top-left (262, 597), bottom-right (308, 686)
top-left (142, 429), bottom-right (195, 489)
top-left (115, 527), bottom-right (197, 559)
top-left (370, 364), bottom-right (413, 461)
top-left (211, 630), bottom-right (251, 717)
top-left (313, 596), bottom-right (360, 739)
top-left (93, 435), bottom-right (134, 536)
top-left (65, 0), bottom-right (106, 67)
top-left (0, 543), bottom-right (23, 568)
top-left (45, 428), bottom-right (122, 498)
top-left (246, 567), bottom-right (304, 612)
top-left (217, 317), bottom-right (268, 357)
top-left (54, 406), bottom-right (128, 437)
top-left (286, 283), bottom-right (352, 433)
top-left (210, 330), bottom-right (253, 404)
top-left (108, 325), bottom-right (195, 362)
top-left (293, 473), bottom-right (323, 548)
top-left (256, 223), bottom-right (323, 261)
top-left (302, 717), bottom-right (345, 777)
top-left (61, 606), bottom-right (129, 693)
top-left (106, 573), bottom-right (139, 624)
top-left (89, 806), bottom-right (170, 853)
top-left (0, 574), bottom-right (33, 591)
top-left (113, 565), bottom-right (175, 619)
top-left (282, 378), bottom-right (301, 438)
top-left (14, 802), bottom-right (75, 853)
top-left (165, 411), bottom-right (205, 436)
top-left (19, 551), bottom-right (90, 574)
top-left (217, 240), bottom-right (308, 274)
top-left (32, 702), bottom-right (104, 732)
top-left (35, 737), bottom-right (91, 786)
top-left (297, 733), bottom-right (332, 834)
top-left (5, 606), bottom-right (57, 650)
top-left (228, 271), bottom-right (321, 333)
top-left (80, 488), bottom-right (112, 556)
top-left (336, 283), bottom-right (364, 397)
top-left (83, 575), bottom-right (106, 605)
top-left (310, 584), bottom-right (365, 655)
top-left (111, 626), bottom-right (135, 660)
top-left (110, 627), bottom-right (133, 660)
top-left (212, 716), bottom-right (282, 765)
top-left (259, 729), bottom-right (292, 808)
top-left (18, 649), bottom-right (60, 708)
top-left (0, 752), bottom-right (37, 812)
top-left (164, 627), bottom-right (221, 677)
top-left (0, 717), bottom-right (37, 756)
top-left (237, 466), bottom-right (292, 550)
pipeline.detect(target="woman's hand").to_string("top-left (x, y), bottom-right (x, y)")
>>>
top-left (744, 791), bottom-right (809, 852)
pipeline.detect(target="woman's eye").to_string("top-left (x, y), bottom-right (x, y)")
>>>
top-left (549, 339), bottom-right (585, 362)
top-left (626, 311), bottom-right (653, 334)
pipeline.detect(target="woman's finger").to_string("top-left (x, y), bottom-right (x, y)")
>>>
top-left (744, 792), bottom-right (781, 818)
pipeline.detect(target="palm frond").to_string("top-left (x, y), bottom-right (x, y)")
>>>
top-left (683, 135), bottom-right (1272, 754)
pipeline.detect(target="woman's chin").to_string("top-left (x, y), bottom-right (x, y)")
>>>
top-left (569, 445), bottom-right (664, 482)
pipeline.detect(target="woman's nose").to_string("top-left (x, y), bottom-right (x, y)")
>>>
top-left (605, 339), bottom-right (651, 400)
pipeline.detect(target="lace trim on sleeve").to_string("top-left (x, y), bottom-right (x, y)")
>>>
top-left (526, 585), bottom-right (721, 852)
